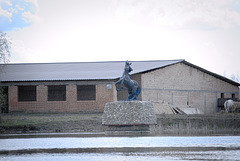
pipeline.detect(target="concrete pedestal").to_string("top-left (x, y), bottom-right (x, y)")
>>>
top-left (102, 101), bottom-right (157, 135)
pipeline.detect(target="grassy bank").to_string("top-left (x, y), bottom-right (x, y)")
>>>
top-left (0, 113), bottom-right (103, 134)
top-left (1, 113), bottom-right (240, 135)
top-left (153, 114), bottom-right (240, 136)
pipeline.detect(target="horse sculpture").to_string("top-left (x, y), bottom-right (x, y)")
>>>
top-left (115, 61), bottom-right (141, 100)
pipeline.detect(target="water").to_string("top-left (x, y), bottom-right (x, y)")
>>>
top-left (1, 151), bottom-right (240, 161)
top-left (1, 136), bottom-right (240, 160)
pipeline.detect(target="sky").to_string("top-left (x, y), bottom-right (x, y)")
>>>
top-left (0, 0), bottom-right (240, 81)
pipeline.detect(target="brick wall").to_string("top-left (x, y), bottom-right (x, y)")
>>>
top-left (141, 63), bottom-right (239, 114)
top-left (8, 81), bottom-right (116, 113)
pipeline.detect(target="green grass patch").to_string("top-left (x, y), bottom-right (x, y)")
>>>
top-left (0, 113), bottom-right (102, 127)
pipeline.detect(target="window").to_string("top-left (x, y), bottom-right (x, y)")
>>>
top-left (77, 85), bottom-right (96, 101)
top-left (232, 93), bottom-right (236, 98)
top-left (48, 85), bottom-right (66, 101)
top-left (18, 86), bottom-right (36, 102)
top-left (221, 93), bottom-right (224, 98)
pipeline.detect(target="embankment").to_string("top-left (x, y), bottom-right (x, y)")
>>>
top-left (0, 113), bottom-right (103, 134)
top-left (0, 113), bottom-right (240, 135)
top-left (152, 114), bottom-right (240, 136)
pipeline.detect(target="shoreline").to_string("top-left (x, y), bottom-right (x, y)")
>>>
top-left (1, 113), bottom-right (240, 136)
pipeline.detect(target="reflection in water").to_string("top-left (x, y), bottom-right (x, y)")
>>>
top-left (1, 136), bottom-right (240, 160)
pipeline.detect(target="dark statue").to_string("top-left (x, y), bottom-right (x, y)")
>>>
top-left (115, 61), bottom-right (141, 100)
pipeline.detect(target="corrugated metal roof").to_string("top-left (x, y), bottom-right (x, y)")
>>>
top-left (0, 60), bottom-right (183, 82)
top-left (0, 59), bottom-right (239, 87)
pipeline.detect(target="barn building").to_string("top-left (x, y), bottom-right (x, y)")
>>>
top-left (0, 59), bottom-right (239, 114)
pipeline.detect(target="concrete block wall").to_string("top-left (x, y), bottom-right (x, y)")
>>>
top-left (141, 63), bottom-right (239, 114)
top-left (8, 81), bottom-right (116, 113)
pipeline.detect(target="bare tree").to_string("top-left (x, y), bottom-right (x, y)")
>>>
top-left (230, 73), bottom-right (240, 83)
top-left (0, 31), bottom-right (11, 113)
top-left (0, 31), bottom-right (11, 63)
top-left (223, 72), bottom-right (240, 83)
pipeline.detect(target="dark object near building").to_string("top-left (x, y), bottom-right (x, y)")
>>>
top-left (115, 61), bottom-right (141, 100)
top-left (217, 98), bottom-right (239, 111)
top-left (0, 86), bottom-right (8, 113)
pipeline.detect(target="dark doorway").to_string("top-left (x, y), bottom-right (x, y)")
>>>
top-left (0, 86), bottom-right (8, 113)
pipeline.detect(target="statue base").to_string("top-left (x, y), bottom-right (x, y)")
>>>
top-left (102, 101), bottom-right (157, 135)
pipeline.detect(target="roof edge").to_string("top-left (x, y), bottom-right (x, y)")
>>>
top-left (0, 59), bottom-right (185, 66)
top-left (132, 59), bottom-right (185, 75)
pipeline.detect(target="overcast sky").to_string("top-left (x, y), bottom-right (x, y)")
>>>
top-left (1, 0), bottom-right (240, 80)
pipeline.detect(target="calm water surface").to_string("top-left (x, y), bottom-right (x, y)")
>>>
top-left (1, 136), bottom-right (240, 160)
